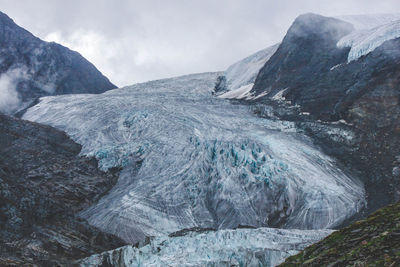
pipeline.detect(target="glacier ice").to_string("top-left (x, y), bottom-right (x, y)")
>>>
top-left (79, 227), bottom-right (333, 267)
top-left (337, 15), bottom-right (400, 62)
top-left (23, 72), bottom-right (365, 244)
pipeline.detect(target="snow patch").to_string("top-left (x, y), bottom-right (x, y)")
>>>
top-left (218, 83), bottom-right (254, 99)
top-left (330, 64), bottom-right (342, 71)
top-left (272, 88), bottom-right (288, 101)
top-left (222, 43), bottom-right (279, 93)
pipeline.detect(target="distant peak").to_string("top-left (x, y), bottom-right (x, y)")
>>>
top-left (286, 13), bottom-right (354, 40)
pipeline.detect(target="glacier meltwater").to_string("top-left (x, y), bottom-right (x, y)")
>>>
top-left (24, 72), bottom-right (365, 265)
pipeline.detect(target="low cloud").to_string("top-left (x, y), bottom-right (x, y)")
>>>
top-left (1, 0), bottom-right (400, 87)
top-left (0, 67), bottom-right (28, 114)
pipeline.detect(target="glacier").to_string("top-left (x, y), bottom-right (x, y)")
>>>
top-left (79, 227), bottom-right (333, 267)
top-left (23, 72), bottom-right (365, 246)
top-left (337, 14), bottom-right (400, 62)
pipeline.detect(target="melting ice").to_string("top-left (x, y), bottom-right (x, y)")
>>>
top-left (79, 227), bottom-right (333, 267)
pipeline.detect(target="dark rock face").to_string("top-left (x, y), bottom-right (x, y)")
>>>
top-left (0, 114), bottom-right (125, 265)
top-left (0, 11), bottom-right (116, 114)
top-left (279, 201), bottom-right (400, 266)
top-left (251, 13), bottom-right (400, 214)
top-left (252, 13), bottom-right (354, 120)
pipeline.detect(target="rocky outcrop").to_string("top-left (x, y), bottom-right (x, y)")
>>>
top-left (0, 114), bottom-right (125, 266)
top-left (279, 201), bottom-right (400, 266)
top-left (0, 11), bottom-right (116, 114)
top-left (250, 13), bottom-right (400, 213)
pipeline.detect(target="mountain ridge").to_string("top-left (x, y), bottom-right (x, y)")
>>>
top-left (0, 11), bottom-right (116, 114)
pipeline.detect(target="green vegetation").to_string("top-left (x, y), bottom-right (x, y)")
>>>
top-left (279, 201), bottom-right (400, 266)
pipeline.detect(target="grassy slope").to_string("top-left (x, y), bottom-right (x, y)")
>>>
top-left (279, 201), bottom-right (400, 266)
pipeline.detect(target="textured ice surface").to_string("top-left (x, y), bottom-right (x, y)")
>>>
top-left (24, 72), bottom-right (365, 244)
top-left (79, 227), bottom-right (333, 267)
top-left (337, 15), bottom-right (400, 62)
top-left (220, 43), bottom-right (279, 95)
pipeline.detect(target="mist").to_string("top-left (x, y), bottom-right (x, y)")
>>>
top-left (0, 68), bottom-right (27, 114)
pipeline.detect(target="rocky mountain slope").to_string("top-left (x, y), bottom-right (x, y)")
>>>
top-left (0, 114), bottom-right (125, 265)
top-left (0, 11), bottom-right (116, 114)
top-left (279, 201), bottom-right (400, 266)
top-left (248, 13), bottom-right (400, 214)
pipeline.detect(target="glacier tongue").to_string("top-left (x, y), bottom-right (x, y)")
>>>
top-left (79, 227), bottom-right (333, 267)
top-left (23, 72), bottom-right (365, 244)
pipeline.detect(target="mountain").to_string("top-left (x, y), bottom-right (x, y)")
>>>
top-left (8, 11), bottom-right (400, 266)
top-left (0, 114), bottom-right (125, 265)
top-left (279, 201), bottom-right (400, 266)
top-left (0, 11), bottom-right (116, 114)
top-left (251, 13), bottom-right (354, 113)
top-left (249, 13), bottom-right (400, 213)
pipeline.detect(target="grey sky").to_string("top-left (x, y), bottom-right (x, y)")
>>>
top-left (1, 0), bottom-right (399, 87)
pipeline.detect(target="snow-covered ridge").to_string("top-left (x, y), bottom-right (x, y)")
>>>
top-left (80, 227), bottom-right (333, 267)
top-left (219, 43), bottom-right (279, 95)
top-left (337, 14), bottom-right (400, 62)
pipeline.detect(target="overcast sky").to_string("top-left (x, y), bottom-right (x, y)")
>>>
top-left (1, 0), bottom-right (399, 87)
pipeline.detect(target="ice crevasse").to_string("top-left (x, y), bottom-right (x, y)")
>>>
top-left (23, 72), bottom-right (365, 247)
top-left (79, 227), bottom-right (333, 267)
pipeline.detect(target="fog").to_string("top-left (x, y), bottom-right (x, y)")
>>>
top-left (0, 68), bottom-right (27, 114)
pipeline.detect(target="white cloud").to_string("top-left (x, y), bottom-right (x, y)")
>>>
top-left (1, 0), bottom-right (400, 87)
top-left (0, 68), bottom-right (27, 114)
